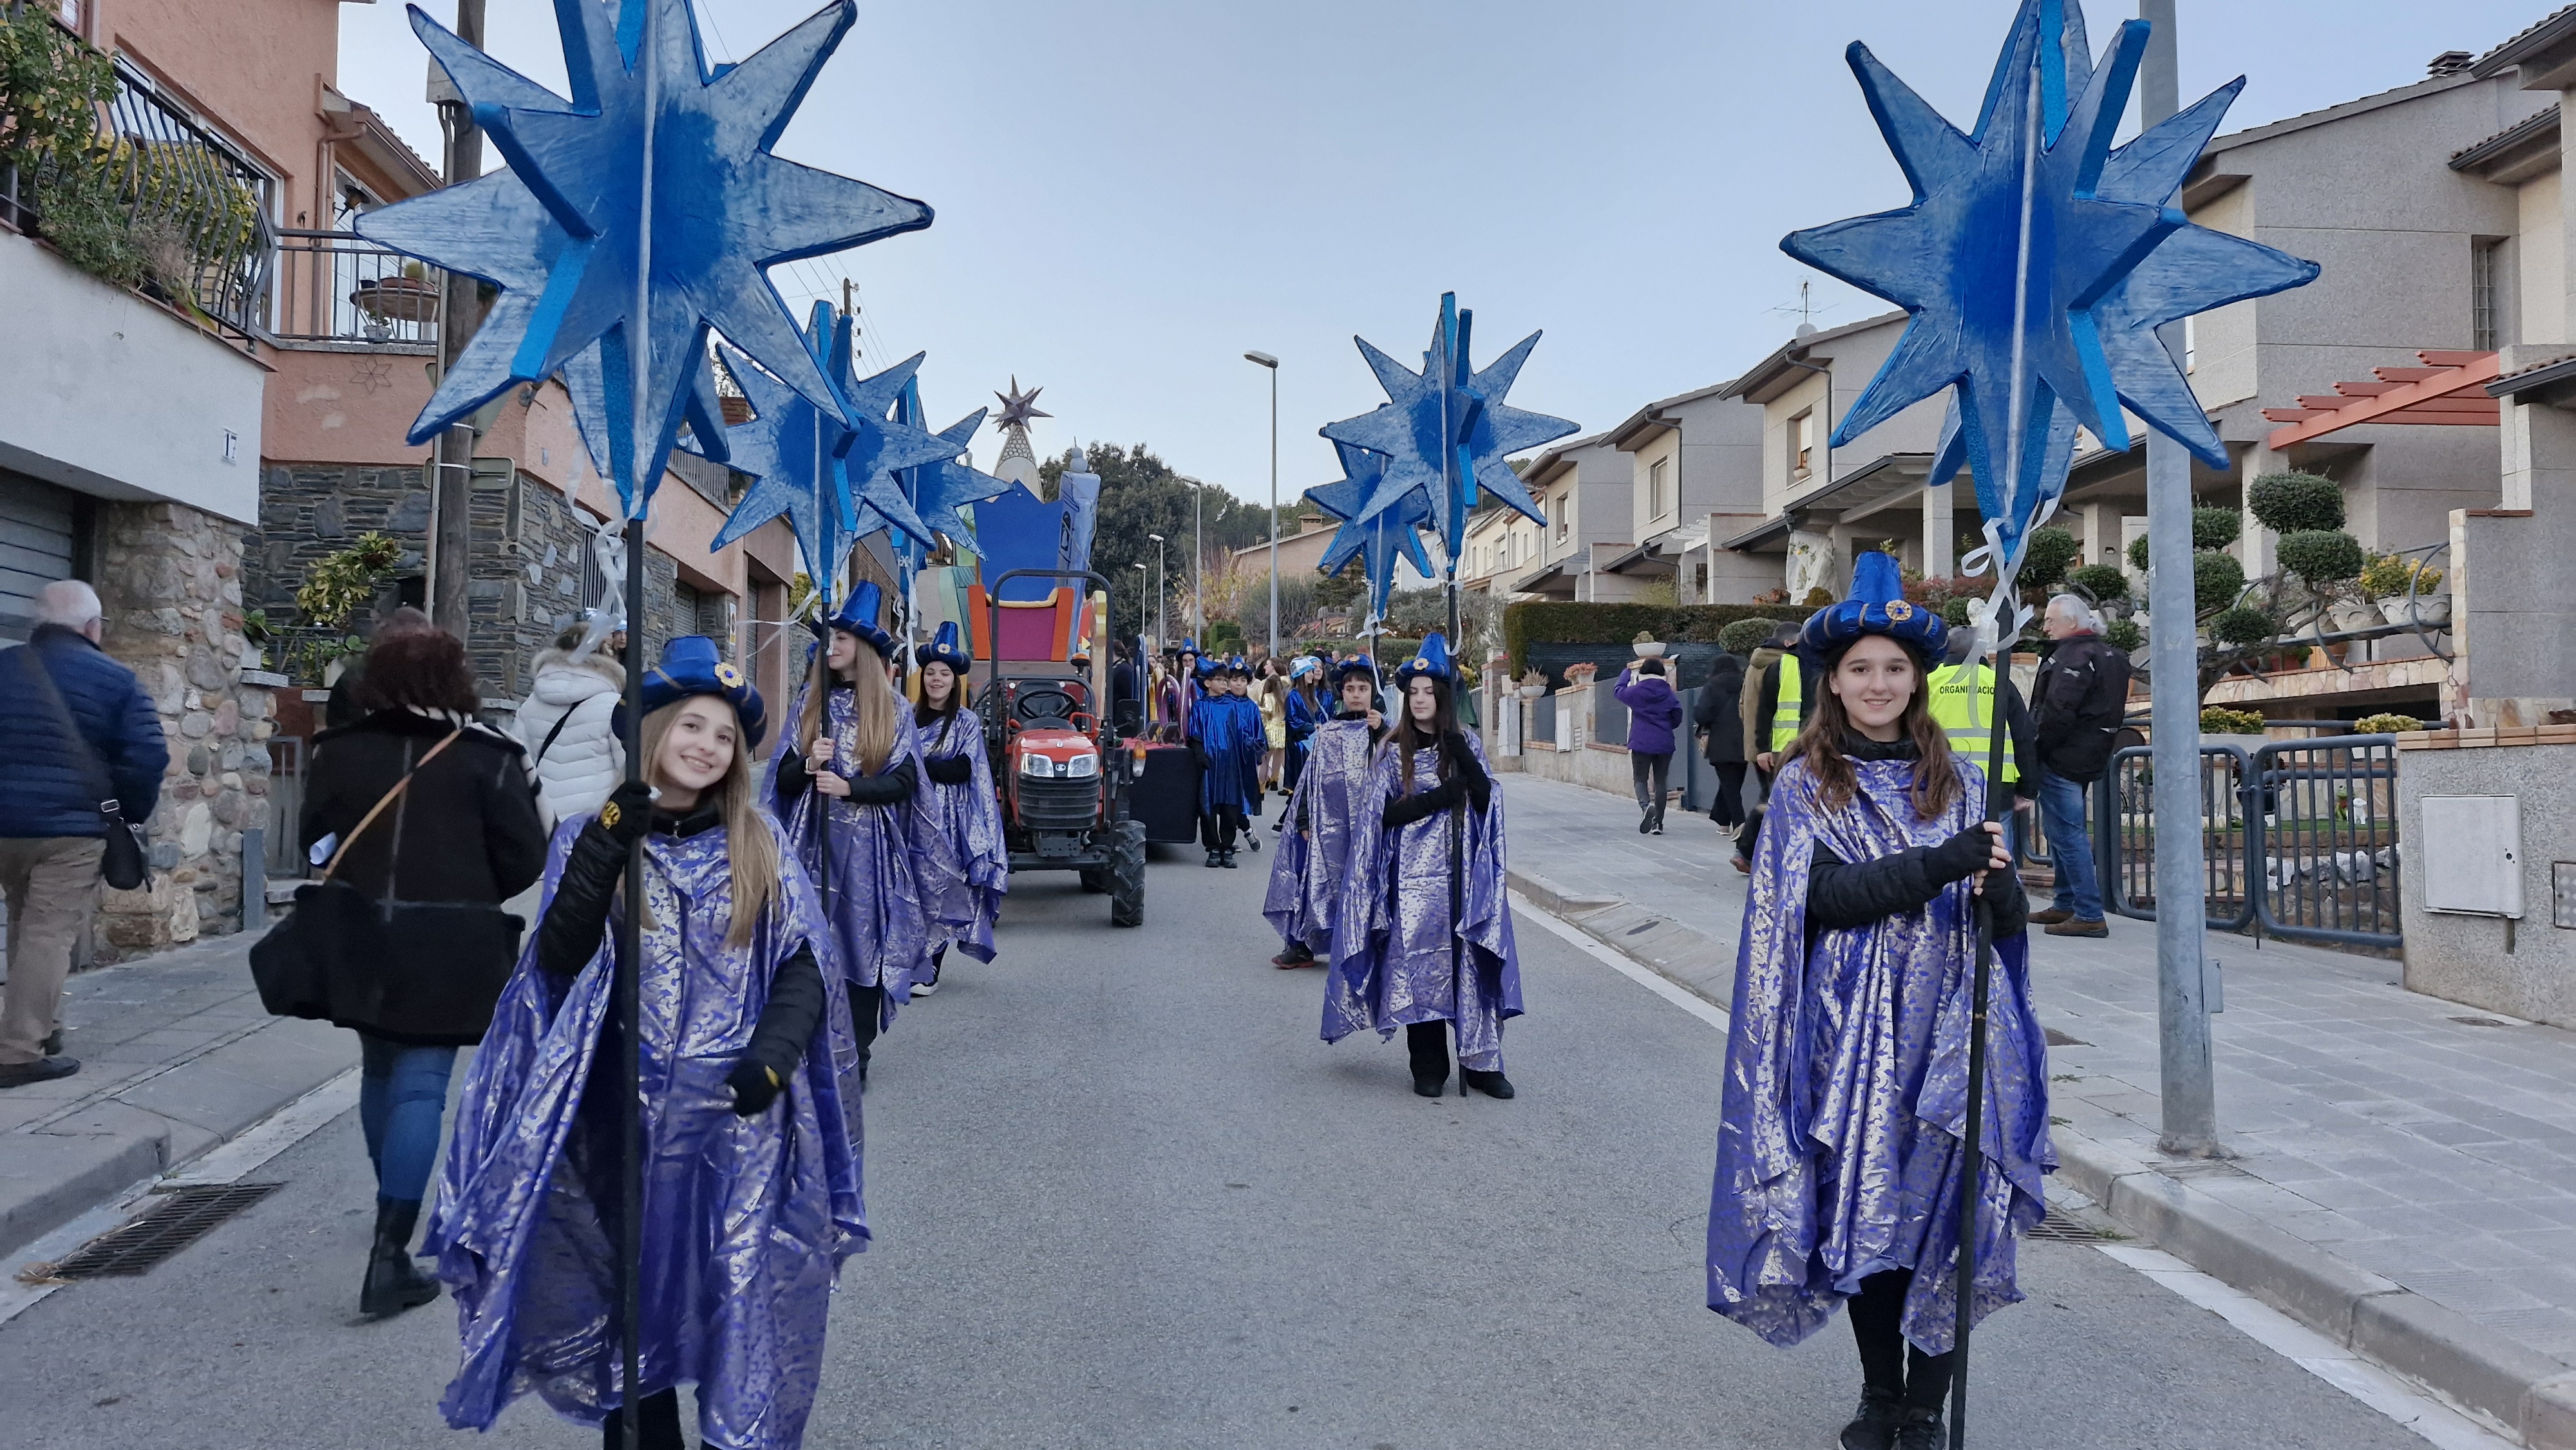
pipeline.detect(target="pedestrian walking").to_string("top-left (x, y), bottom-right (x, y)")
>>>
top-left (0, 581), bottom-right (168, 1088)
top-left (2029, 594), bottom-right (2129, 938)
top-left (1280, 655), bottom-right (1325, 811)
top-left (1186, 655), bottom-right (1262, 868)
top-left (1738, 621), bottom-right (1811, 869)
top-left (1615, 657), bottom-right (1685, 834)
top-left (1926, 625), bottom-right (2038, 852)
top-left (767, 583), bottom-right (932, 1084)
top-left (295, 620), bottom-right (547, 1317)
top-left (1692, 643), bottom-right (1750, 850)
top-left (1324, 634), bottom-right (1520, 1100)
top-left (323, 605), bottom-right (433, 728)
top-left (909, 622), bottom-right (1005, 992)
top-left (425, 637), bottom-right (863, 1450)
top-left (1263, 655), bottom-right (1383, 969)
top-left (1706, 554), bottom-right (2047, 1450)
top-left (513, 617), bottom-right (626, 827)
top-left (1256, 664), bottom-right (1290, 809)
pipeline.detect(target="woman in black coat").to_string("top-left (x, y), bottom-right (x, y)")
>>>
top-left (1692, 649), bottom-right (1750, 832)
top-left (298, 625), bottom-right (547, 1320)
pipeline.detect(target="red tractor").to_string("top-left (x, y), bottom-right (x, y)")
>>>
top-left (974, 569), bottom-right (1145, 926)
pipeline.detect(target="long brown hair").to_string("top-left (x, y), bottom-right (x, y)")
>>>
top-left (913, 661), bottom-right (965, 743)
top-left (1387, 677), bottom-right (1454, 797)
top-left (1790, 646), bottom-right (1960, 820)
top-left (797, 636), bottom-right (901, 776)
top-left (638, 699), bottom-right (779, 948)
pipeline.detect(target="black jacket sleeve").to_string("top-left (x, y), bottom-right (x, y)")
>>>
top-left (480, 744), bottom-right (552, 899)
top-left (534, 824), bottom-right (626, 977)
top-left (1985, 863), bottom-right (2029, 940)
top-left (842, 757), bottom-right (918, 805)
top-left (1756, 667), bottom-right (1783, 753)
top-left (773, 746), bottom-right (811, 802)
top-left (739, 945), bottom-right (825, 1080)
top-left (1381, 780), bottom-right (1464, 829)
top-left (924, 753), bottom-right (974, 785)
top-left (1805, 827), bottom-right (2000, 930)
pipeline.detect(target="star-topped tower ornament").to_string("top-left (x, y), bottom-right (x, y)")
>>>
top-left (893, 378), bottom-right (1012, 560)
top-left (989, 377), bottom-right (1049, 484)
top-left (1785, 0), bottom-right (2316, 586)
top-left (358, 0), bottom-right (934, 517)
top-left (1319, 294), bottom-right (1576, 558)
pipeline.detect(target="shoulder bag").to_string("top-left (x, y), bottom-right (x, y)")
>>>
top-left (20, 643), bottom-right (148, 891)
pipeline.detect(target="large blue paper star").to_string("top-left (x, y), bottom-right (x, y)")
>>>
top-left (830, 346), bottom-right (954, 549)
top-left (893, 380), bottom-right (1012, 560)
top-left (361, 0), bottom-right (932, 516)
top-left (708, 306), bottom-right (859, 604)
top-left (1319, 294), bottom-right (1575, 552)
top-left (1309, 441), bottom-right (1434, 622)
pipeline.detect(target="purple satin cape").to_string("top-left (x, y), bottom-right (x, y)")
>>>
top-left (425, 815), bottom-right (865, 1449)
top-left (913, 708), bottom-right (1007, 963)
top-left (1705, 755), bottom-right (2052, 1354)
top-left (1323, 730), bottom-right (1522, 1071)
top-left (766, 680), bottom-right (935, 1020)
top-left (1262, 716), bottom-right (1374, 949)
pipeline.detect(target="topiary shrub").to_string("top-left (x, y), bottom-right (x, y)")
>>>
top-left (2248, 472), bottom-right (2345, 534)
top-left (1716, 617), bottom-right (1779, 655)
top-left (2192, 551), bottom-right (2246, 613)
top-left (2193, 507), bottom-right (2243, 551)
top-left (2275, 529), bottom-right (2365, 584)
top-left (2201, 707), bottom-right (2266, 735)
top-left (2067, 563), bottom-right (2128, 605)
top-left (2105, 617), bottom-right (2143, 651)
top-left (1941, 598), bottom-right (1976, 628)
top-left (1801, 585), bottom-right (1835, 607)
top-left (2128, 533), bottom-right (2152, 572)
top-left (2210, 606), bottom-right (2275, 645)
top-left (2018, 526), bottom-right (2080, 591)
top-left (2351, 712), bottom-right (2422, 735)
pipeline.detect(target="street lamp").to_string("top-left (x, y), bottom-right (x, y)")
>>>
top-left (1146, 532), bottom-right (1167, 651)
top-left (1245, 350), bottom-right (1280, 659)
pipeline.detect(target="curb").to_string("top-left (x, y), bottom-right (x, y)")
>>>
top-left (1505, 866), bottom-right (2576, 1449)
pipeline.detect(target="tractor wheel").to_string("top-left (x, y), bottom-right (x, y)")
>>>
top-left (1108, 821), bottom-right (1146, 927)
top-left (1079, 867), bottom-right (1109, 894)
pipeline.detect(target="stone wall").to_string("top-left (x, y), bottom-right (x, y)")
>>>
top-left (245, 461), bottom-right (430, 625)
top-left (90, 500), bottom-right (272, 958)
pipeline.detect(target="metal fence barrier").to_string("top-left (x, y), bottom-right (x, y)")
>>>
top-left (2100, 736), bottom-right (2400, 948)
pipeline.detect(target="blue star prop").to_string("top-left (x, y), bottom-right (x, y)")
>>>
top-left (1788, 0), bottom-right (2315, 578)
top-left (359, 0), bottom-right (932, 516)
top-left (1308, 441), bottom-right (1435, 622)
top-left (829, 344), bottom-right (954, 549)
top-left (708, 305), bottom-right (860, 606)
top-left (893, 379), bottom-right (1012, 560)
top-left (1318, 293), bottom-right (1575, 555)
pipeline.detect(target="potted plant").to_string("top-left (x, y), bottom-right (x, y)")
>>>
top-left (1631, 628), bottom-right (1666, 659)
top-left (354, 258), bottom-right (440, 324)
top-left (2199, 706), bottom-right (2269, 752)
top-left (2359, 554), bottom-right (2448, 628)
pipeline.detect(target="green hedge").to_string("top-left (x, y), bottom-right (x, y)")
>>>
top-left (1502, 602), bottom-right (1817, 677)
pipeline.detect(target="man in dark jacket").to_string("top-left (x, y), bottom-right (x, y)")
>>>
top-left (2029, 594), bottom-right (2131, 937)
top-left (0, 581), bottom-right (170, 1086)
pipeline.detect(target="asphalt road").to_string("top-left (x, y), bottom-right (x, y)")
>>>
top-left (0, 835), bottom-right (2442, 1449)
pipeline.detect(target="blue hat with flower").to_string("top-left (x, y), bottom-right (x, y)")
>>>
top-left (1394, 632), bottom-right (1454, 686)
top-left (1801, 551), bottom-right (1947, 664)
top-left (1330, 653), bottom-right (1377, 687)
top-left (616, 634), bottom-right (767, 748)
top-left (918, 619), bottom-right (972, 676)
top-left (811, 579), bottom-right (900, 659)
top-left (1194, 651), bottom-right (1221, 679)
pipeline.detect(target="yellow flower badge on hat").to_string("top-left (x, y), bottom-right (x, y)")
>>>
top-left (714, 663), bottom-right (746, 688)
top-left (1886, 599), bottom-right (1915, 621)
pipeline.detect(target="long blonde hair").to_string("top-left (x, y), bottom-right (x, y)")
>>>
top-left (639, 699), bottom-right (780, 947)
top-left (797, 636), bottom-right (900, 777)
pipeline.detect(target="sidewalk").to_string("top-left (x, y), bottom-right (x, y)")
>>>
top-left (1499, 769), bottom-right (2576, 1448)
top-left (0, 926), bottom-right (354, 1260)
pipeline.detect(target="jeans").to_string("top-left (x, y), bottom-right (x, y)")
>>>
top-left (2035, 768), bottom-right (2103, 921)
top-left (357, 1032), bottom-right (457, 1204)
top-left (1630, 751), bottom-right (1672, 822)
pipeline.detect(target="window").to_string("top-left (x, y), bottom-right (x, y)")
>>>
top-left (1790, 411), bottom-right (1815, 482)
top-left (1552, 493), bottom-right (1569, 544)
top-left (1649, 457), bottom-right (1669, 520)
top-left (2472, 239), bottom-right (2501, 352)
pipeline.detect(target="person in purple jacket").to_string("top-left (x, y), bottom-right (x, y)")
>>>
top-left (1615, 657), bottom-right (1687, 834)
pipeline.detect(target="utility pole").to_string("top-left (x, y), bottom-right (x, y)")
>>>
top-left (429, 0), bottom-right (487, 640)
top-left (2141, 0), bottom-right (2219, 1156)
top-left (1245, 351), bottom-right (1280, 658)
top-left (1192, 480), bottom-right (1204, 645)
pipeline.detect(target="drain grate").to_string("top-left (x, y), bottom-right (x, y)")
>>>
top-left (2026, 1211), bottom-right (2118, 1245)
top-left (26, 1183), bottom-right (284, 1281)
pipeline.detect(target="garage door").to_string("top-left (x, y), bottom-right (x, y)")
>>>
top-left (0, 472), bottom-right (80, 643)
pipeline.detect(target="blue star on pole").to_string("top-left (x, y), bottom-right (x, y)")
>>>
top-left (1788, 0), bottom-right (2315, 579)
top-left (359, 0), bottom-right (933, 517)
top-left (829, 345), bottom-right (955, 548)
top-left (893, 380), bottom-right (1012, 559)
top-left (708, 305), bottom-right (860, 604)
top-left (1308, 441), bottom-right (1435, 622)
top-left (1319, 293), bottom-right (1575, 558)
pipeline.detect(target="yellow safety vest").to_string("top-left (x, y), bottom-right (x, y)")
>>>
top-left (1769, 658), bottom-right (1803, 752)
top-left (1926, 661), bottom-right (2018, 783)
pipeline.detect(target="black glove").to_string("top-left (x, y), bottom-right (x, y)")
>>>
top-left (924, 754), bottom-right (974, 785)
top-left (1927, 823), bottom-right (2003, 884)
top-left (726, 1058), bottom-right (782, 1117)
top-left (590, 780), bottom-right (654, 849)
top-left (1382, 780), bottom-right (1463, 829)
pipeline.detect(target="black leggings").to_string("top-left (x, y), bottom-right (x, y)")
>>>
top-left (1707, 760), bottom-right (1748, 827)
top-left (849, 982), bottom-right (882, 1082)
top-left (1849, 1269), bottom-right (1954, 1412)
top-left (599, 1389), bottom-right (683, 1449)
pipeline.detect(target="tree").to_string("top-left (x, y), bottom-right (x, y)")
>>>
top-left (2113, 471), bottom-right (2372, 700)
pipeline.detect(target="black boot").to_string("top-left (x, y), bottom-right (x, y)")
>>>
top-left (1205, 849), bottom-right (1223, 868)
top-left (1839, 1388), bottom-right (1905, 1450)
top-left (359, 1197), bottom-right (440, 1318)
top-left (1459, 1067), bottom-right (1516, 1099)
top-left (1405, 1022), bottom-right (1448, 1097)
top-left (1220, 849), bottom-right (1238, 869)
top-left (600, 1388), bottom-right (687, 1450)
top-left (1891, 1405), bottom-right (1945, 1450)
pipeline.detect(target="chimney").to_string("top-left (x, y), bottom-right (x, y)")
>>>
top-left (2429, 50), bottom-right (2474, 77)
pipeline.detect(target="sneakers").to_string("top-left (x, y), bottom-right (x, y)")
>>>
top-left (2045, 916), bottom-right (2109, 937)
top-left (1730, 855), bottom-right (1750, 875)
top-left (909, 977), bottom-right (939, 998)
top-left (1205, 851), bottom-right (1223, 869)
top-left (0, 1056), bottom-right (80, 1089)
top-left (1891, 1407), bottom-right (1946, 1450)
top-left (1637, 814), bottom-right (1653, 834)
top-left (1220, 850), bottom-right (1238, 869)
top-left (2029, 906), bottom-right (2075, 925)
top-left (1839, 1389), bottom-right (1905, 1450)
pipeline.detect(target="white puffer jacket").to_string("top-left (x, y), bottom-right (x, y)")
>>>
top-left (514, 647), bottom-right (626, 826)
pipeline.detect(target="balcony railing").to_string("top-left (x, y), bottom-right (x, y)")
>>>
top-left (272, 229), bottom-right (441, 348)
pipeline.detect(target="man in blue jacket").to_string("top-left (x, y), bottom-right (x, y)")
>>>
top-left (0, 581), bottom-right (169, 1087)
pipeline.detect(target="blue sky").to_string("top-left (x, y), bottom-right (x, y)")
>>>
top-left (336, 0), bottom-right (2552, 509)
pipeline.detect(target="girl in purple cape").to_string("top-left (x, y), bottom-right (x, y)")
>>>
top-left (1325, 634), bottom-right (1522, 1099)
top-left (909, 621), bottom-right (1005, 987)
top-left (426, 636), bottom-right (863, 1450)
top-left (1705, 554), bottom-right (2049, 1450)
top-left (766, 581), bottom-right (931, 1084)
